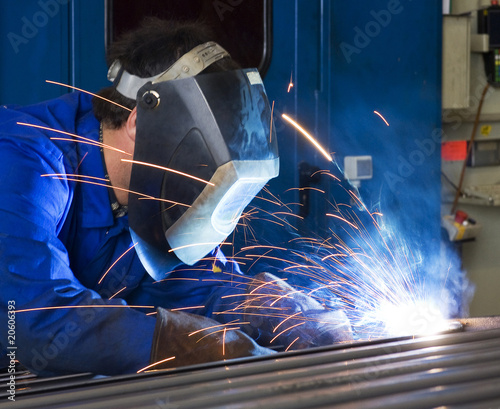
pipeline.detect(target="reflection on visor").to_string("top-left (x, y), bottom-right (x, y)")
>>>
top-left (211, 179), bottom-right (267, 236)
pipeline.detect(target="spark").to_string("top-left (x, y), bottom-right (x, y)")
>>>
top-left (287, 72), bottom-right (294, 92)
top-left (273, 312), bottom-right (302, 333)
top-left (42, 174), bottom-right (188, 207)
top-left (121, 159), bottom-right (215, 186)
top-left (46, 80), bottom-right (133, 112)
top-left (168, 242), bottom-right (229, 254)
top-left (16, 305), bottom-right (155, 313)
top-left (138, 197), bottom-right (191, 208)
top-left (270, 290), bottom-right (301, 306)
top-left (98, 243), bottom-right (138, 284)
top-left (42, 175), bottom-right (157, 201)
top-left (137, 356), bottom-right (176, 373)
top-left (374, 110), bottom-right (390, 126)
top-left (42, 174), bottom-right (109, 183)
top-left (270, 322), bottom-right (305, 344)
top-left (285, 337), bottom-right (300, 352)
top-left (326, 213), bottom-right (359, 230)
top-left (188, 321), bottom-right (248, 337)
top-left (16, 122), bottom-right (131, 155)
top-left (270, 100), bottom-right (275, 143)
top-left (195, 327), bottom-right (242, 343)
top-left (248, 277), bottom-right (288, 295)
top-left (109, 287), bottom-right (127, 299)
top-left (75, 152), bottom-right (88, 173)
top-left (281, 114), bottom-right (333, 162)
top-left (240, 245), bottom-right (288, 252)
top-left (222, 327), bottom-right (227, 356)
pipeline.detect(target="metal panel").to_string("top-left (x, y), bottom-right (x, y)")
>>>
top-left (2, 325), bottom-right (500, 408)
top-left (0, 1), bottom-right (71, 105)
top-left (0, 1), bottom-right (107, 106)
top-left (442, 15), bottom-right (471, 109)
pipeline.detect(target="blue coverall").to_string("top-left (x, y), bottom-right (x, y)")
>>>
top-left (0, 92), bottom-right (249, 376)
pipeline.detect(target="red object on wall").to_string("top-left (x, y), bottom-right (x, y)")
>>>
top-left (442, 141), bottom-right (468, 161)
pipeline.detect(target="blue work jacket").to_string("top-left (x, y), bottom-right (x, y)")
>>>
top-left (0, 92), bottom-right (249, 376)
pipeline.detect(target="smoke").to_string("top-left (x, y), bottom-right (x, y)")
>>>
top-left (233, 164), bottom-right (474, 340)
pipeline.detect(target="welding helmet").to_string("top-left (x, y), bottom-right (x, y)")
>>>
top-left (108, 42), bottom-right (279, 280)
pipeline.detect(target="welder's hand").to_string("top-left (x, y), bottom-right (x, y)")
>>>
top-left (150, 308), bottom-right (274, 370)
top-left (242, 272), bottom-right (353, 350)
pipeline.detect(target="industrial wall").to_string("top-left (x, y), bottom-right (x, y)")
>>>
top-left (1, 1), bottom-right (479, 316)
top-left (442, 7), bottom-right (500, 316)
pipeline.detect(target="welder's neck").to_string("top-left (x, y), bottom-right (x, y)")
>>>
top-left (100, 125), bottom-right (135, 206)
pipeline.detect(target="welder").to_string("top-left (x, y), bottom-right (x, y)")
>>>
top-left (0, 18), bottom-right (352, 377)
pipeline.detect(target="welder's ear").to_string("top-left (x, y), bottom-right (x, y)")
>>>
top-left (125, 106), bottom-right (137, 142)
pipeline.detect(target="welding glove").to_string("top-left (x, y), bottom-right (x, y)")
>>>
top-left (150, 308), bottom-right (274, 370)
top-left (240, 272), bottom-right (353, 350)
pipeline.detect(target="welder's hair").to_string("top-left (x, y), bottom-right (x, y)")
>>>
top-left (92, 17), bottom-right (239, 129)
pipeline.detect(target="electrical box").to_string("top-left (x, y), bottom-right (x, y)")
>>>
top-left (344, 156), bottom-right (373, 187)
top-left (467, 139), bottom-right (500, 166)
top-left (477, 6), bottom-right (500, 85)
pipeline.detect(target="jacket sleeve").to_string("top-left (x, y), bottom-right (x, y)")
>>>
top-left (125, 246), bottom-right (254, 324)
top-left (0, 137), bottom-right (156, 377)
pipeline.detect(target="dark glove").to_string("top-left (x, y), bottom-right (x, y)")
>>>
top-left (150, 308), bottom-right (274, 370)
top-left (241, 272), bottom-right (353, 350)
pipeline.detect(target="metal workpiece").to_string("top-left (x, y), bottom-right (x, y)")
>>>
top-left (2, 324), bottom-right (500, 408)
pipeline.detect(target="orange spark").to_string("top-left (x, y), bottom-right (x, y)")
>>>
top-left (46, 80), bottom-right (132, 112)
top-left (98, 243), bottom-right (138, 284)
top-left (270, 290), bottom-right (301, 306)
top-left (287, 72), bottom-right (294, 92)
top-left (195, 327), bottom-right (241, 343)
top-left (188, 321), bottom-right (248, 337)
top-left (248, 277), bottom-right (287, 295)
top-left (168, 241), bottom-right (229, 254)
top-left (374, 110), bottom-right (390, 126)
top-left (222, 327), bottom-right (227, 356)
top-left (171, 305), bottom-right (205, 312)
top-left (17, 122), bottom-right (131, 155)
top-left (42, 174), bottom-right (186, 206)
top-left (326, 213), bottom-right (359, 230)
top-left (281, 114), bottom-right (333, 162)
top-left (121, 159), bottom-right (215, 186)
top-left (137, 356), bottom-right (176, 373)
top-left (42, 174), bottom-right (109, 183)
top-left (270, 100), bottom-right (275, 143)
top-left (270, 322), bottom-right (305, 343)
top-left (272, 312), bottom-right (302, 333)
top-left (16, 305), bottom-right (155, 313)
top-left (285, 337), bottom-right (300, 352)
top-left (240, 245), bottom-right (288, 252)
top-left (75, 151), bottom-right (88, 173)
top-left (109, 287), bottom-right (127, 299)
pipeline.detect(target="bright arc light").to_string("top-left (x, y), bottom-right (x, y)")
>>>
top-left (281, 114), bottom-right (333, 162)
top-left (376, 299), bottom-right (450, 337)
